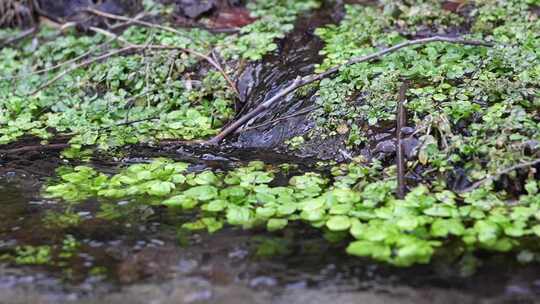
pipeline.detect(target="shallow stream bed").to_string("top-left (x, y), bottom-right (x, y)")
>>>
top-left (0, 151), bottom-right (539, 304)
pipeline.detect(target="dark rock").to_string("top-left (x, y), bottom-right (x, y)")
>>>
top-left (176, 0), bottom-right (217, 19)
top-left (373, 140), bottom-right (396, 154)
top-left (401, 126), bottom-right (415, 136)
top-left (402, 137), bottom-right (420, 159)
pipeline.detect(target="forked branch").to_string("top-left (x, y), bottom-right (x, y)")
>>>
top-left (458, 159), bottom-right (540, 193)
top-left (29, 26), bottom-right (239, 97)
top-left (205, 35), bottom-right (493, 145)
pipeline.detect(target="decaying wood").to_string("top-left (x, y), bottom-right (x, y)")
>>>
top-left (0, 143), bottom-right (70, 155)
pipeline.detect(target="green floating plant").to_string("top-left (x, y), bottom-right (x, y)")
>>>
top-left (44, 159), bottom-right (540, 267)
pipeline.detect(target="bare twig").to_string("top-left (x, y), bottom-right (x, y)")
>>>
top-left (124, 91), bottom-right (152, 122)
top-left (84, 8), bottom-right (197, 44)
top-left (83, 11), bottom-right (239, 96)
top-left (87, 25), bottom-right (132, 45)
top-left (396, 81), bottom-right (409, 199)
top-left (99, 116), bottom-right (160, 132)
top-left (109, 12), bottom-right (149, 30)
top-left (116, 116), bottom-right (159, 127)
top-left (136, 44), bottom-right (239, 96)
top-left (1, 37), bottom-right (116, 81)
top-left (29, 45), bottom-right (237, 98)
top-left (29, 25), bottom-right (238, 97)
top-left (29, 45), bottom-right (135, 95)
top-left (0, 26), bottom-right (37, 49)
top-left (206, 35), bottom-right (493, 145)
top-left (458, 159), bottom-right (540, 193)
top-left (210, 49), bottom-right (239, 96)
top-left (237, 105), bottom-right (319, 133)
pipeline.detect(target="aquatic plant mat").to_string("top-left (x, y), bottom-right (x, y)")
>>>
top-left (1, 0), bottom-right (540, 302)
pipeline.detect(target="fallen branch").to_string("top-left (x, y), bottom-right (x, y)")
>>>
top-left (101, 116), bottom-right (159, 131)
top-left (28, 44), bottom-right (229, 96)
top-left (29, 26), bottom-right (239, 97)
top-left (0, 26), bottom-right (36, 49)
top-left (29, 45), bottom-right (134, 95)
top-left (237, 105), bottom-right (319, 133)
top-left (84, 8), bottom-right (197, 44)
top-left (458, 159), bottom-right (540, 193)
top-left (0, 143), bottom-right (70, 155)
top-left (142, 44), bottom-right (239, 97)
top-left (2, 36), bottom-right (116, 81)
top-left (206, 35), bottom-right (493, 145)
top-left (396, 81), bottom-right (409, 199)
top-left (109, 12), bottom-right (149, 31)
top-left (87, 25), bottom-right (132, 44)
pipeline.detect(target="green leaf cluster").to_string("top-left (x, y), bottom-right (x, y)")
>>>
top-left (309, 0), bottom-right (540, 192)
top-left (221, 0), bottom-right (320, 60)
top-left (44, 159), bottom-right (540, 267)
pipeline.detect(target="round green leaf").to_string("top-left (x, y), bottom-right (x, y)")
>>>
top-left (326, 215), bottom-right (352, 231)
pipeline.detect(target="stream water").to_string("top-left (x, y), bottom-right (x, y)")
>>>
top-left (1, 3), bottom-right (540, 304)
top-left (1, 150), bottom-right (540, 304)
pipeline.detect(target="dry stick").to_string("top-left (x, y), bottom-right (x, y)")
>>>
top-left (115, 116), bottom-right (159, 127)
top-left (98, 116), bottom-right (160, 132)
top-left (2, 37), bottom-right (116, 81)
top-left (23, 20), bottom-right (237, 97)
top-left (19, 12), bottom-right (238, 96)
top-left (206, 36), bottom-right (493, 145)
top-left (28, 42), bottom-right (234, 96)
top-left (237, 105), bottom-right (320, 133)
top-left (0, 26), bottom-right (36, 49)
top-left (458, 159), bottom-right (540, 194)
top-left (395, 81), bottom-right (409, 199)
top-left (109, 12), bottom-right (149, 30)
top-left (29, 45), bottom-right (134, 96)
top-left (88, 25), bottom-right (132, 44)
top-left (84, 9), bottom-right (239, 96)
top-left (84, 8), bottom-right (197, 44)
top-left (135, 45), bottom-right (239, 96)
